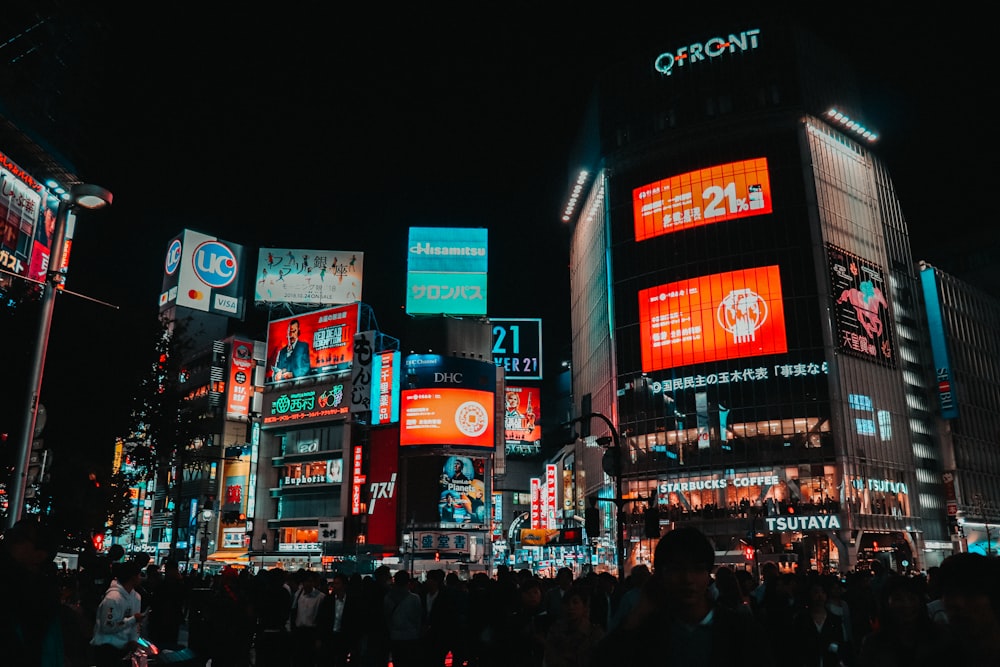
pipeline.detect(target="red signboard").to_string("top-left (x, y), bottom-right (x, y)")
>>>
top-left (400, 388), bottom-right (494, 447)
top-left (365, 426), bottom-right (400, 547)
top-left (225, 338), bottom-right (255, 419)
top-left (638, 265), bottom-right (788, 372)
top-left (633, 157), bottom-right (772, 242)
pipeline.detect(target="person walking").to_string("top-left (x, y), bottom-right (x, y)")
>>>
top-left (316, 572), bottom-right (363, 667)
top-left (383, 570), bottom-right (424, 667)
top-left (593, 526), bottom-right (774, 666)
top-left (543, 586), bottom-right (605, 667)
top-left (289, 570), bottom-right (326, 666)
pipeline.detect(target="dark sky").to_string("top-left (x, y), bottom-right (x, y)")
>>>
top-left (4, 6), bottom-right (990, 461)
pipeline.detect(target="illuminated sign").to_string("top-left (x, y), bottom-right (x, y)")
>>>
top-left (399, 388), bottom-right (494, 447)
top-left (261, 377), bottom-right (351, 427)
top-left (0, 149), bottom-right (44, 281)
top-left (544, 464), bottom-right (557, 529)
top-left (633, 158), bottom-right (772, 241)
top-left (764, 514), bottom-right (842, 532)
top-left (658, 474), bottom-right (779, 495)
top-left (491, 318), bottom-right (543, 380)
top-left (158, 229), bottom-right (248, 319)
top-left (828, 245), bottom-right (895, 367)
top-left (406, 227), bottom-right (488, 316)
top-left (371, 351), bottom-right (401, 425)
top-left (404, 455), bottom-right (487, 530)
top-left (225, 338), bottom-right (255, 420)
top-left (265, 303), bottom-right (360, 384)
top-left (636, 357), bottom-right (828, 395)
top-left (366, 428), bottom-right (400, 547)
top-left (351, 445), bottom-right (364, 515)
top-left (255, 247), bottom-right (363, 305)
top-left (281, 459), bottom-right (343, 486)
top-left (638, 265), bottom-right (788, 372)
top-left (920, 265), bottom-right (959, 418)
top-left (412, 531), bottom-right (471, 554)
top-left (653, 28), bottom-right (761, 76)
top-left (530, 477), bottom-right (541, 530)
top-left (405, 354), bottom-right (497, 391)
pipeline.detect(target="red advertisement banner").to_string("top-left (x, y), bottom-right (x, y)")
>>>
top-left (638, 265), bottom-right (788, 372)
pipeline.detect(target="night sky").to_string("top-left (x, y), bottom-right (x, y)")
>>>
top-left (2, 6), bottom-right (990, 466)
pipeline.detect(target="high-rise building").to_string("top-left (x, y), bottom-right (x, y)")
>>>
top-left (563, 18), bottom-right (950, 573)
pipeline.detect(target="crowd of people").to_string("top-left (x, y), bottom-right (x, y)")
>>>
top-left (2, 517), bottom-right (998, 667)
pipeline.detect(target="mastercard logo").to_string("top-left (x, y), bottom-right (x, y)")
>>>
top-left (188, 289), bottom-right (204, 300)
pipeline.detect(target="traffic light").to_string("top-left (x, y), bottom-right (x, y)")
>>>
top-left (92, 533), bottom-right (104, 552)
top-left (585, 506), bottom-right (600, 537)
top-left (558, 527), bottom-right (584, 545)
top-left (434, 551), bottom-right (441, 562)
top-left (743, 544), bottom-right (755, 561)
top-left (644, 506), bottom-right (660, 539)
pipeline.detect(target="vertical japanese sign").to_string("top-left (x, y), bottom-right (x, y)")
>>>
top-left (827, 244), bottom-right (895, 368)
top-left (350, 331), bottom-right (375, 414)
top-left (545, 464), bottom-right (558, 529)
top-left (530, 477), bottom-right (542, 530)
top-left (919, 265), bottom-right (958, 419)
top-left (225, 338), bottom-right (255, 420)
top-left (351, 445), bottom-right (365, 515)
top-left (371, 351), bottom-right (400, 425)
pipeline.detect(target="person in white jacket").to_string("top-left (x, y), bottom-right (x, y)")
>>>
top-left (90, 560), bottom-right (145, 667)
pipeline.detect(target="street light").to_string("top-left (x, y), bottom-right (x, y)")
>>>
top-left (199, 508), bottom-right (214, 572)
top-left (7, 183), bottom-right (113, 528)
top-left (567, 412), bottom-right (627, 578)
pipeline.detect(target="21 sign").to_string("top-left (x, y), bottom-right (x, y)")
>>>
top-left (491, 318), bottom-right (542, 381)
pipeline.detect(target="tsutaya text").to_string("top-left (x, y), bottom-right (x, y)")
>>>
top-left (654, 28), bottom-right (761, 76)
top-left (765, 514), bottom-right (842, 532)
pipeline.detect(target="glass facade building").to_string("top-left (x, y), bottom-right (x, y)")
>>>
top-left (565, 19), bottom-right (948, 573)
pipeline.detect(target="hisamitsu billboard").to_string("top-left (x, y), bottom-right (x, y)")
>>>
top-left (406, 227), bottom-right (488, 316)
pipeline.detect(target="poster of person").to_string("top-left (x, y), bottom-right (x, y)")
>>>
top-left (437, 455), bottom-right (487, 527)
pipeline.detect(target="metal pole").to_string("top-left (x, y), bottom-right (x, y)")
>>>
top-left (585, 412), bottom-right (627, 579)
top-left (7, 199), bottom-right (72, 529)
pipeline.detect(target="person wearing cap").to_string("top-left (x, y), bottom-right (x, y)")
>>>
top-left (592, 526), bottom-right (774, 665)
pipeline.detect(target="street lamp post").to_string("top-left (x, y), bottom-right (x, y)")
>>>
top-left (568, 412), bottom-right (627, 578)
top-left (199, 508), bottom-right (214, 572)
top-left (7, 183), bottom-right (113, 529)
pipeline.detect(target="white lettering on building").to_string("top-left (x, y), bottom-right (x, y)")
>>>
top-left (764, 515), bottom-right (842, 532)
top-left (654, 29), bottom-right (761, 76)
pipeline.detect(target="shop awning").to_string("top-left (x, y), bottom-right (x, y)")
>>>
top-left (206, 551), bottom-right (249, 562)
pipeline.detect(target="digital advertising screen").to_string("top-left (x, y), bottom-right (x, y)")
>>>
top-left (265, 303), bottom-right (360, 384)
top-left (828, 244), bottom-right (896, 368)
top-left (638, 265), bottom-right (788, 372)
top-left (261, 375), bottom-right (351, 427)
top-left (491, 317), bottom-right (543, 381)
top-left (400, 388), bottom-right (495, 448)
top-left (255, 247), bottom-right (363, 305)
top-left (504, 385), bottom-right (541, 444)
top-left (406, 227), bottom-right (488, 316)
top-left (406, 454), bottom-right (488, 529)
top-left (633, 157), bottom-right (772, 242)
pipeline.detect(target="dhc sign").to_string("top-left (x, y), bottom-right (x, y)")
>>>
top-left (654, 28), bottom-right (761, 76)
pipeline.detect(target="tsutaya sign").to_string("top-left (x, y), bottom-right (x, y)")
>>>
top-left (765, 514), bottom-right (843, 532)
top-left (654, 28), bottom-right (761, 76)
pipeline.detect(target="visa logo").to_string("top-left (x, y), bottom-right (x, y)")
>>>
top-left (215, 294), bottom-right (239, 313)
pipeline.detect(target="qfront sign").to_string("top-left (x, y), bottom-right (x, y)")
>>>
top-left (654, 28), bottom-right (761, 76)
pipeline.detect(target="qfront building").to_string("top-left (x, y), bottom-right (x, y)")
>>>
top-left (564, 18), bottom-right (950, 574)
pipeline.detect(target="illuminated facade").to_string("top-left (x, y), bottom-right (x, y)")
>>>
top-left (564, 19), bottom-right (949, 573)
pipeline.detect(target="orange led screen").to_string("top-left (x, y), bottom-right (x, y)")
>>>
top-left (633, 157), bottom-right (772, 241)
top-left (638, 265), bottom-right (788, 372)
top-left (400, 388), bottom-right (495, 448)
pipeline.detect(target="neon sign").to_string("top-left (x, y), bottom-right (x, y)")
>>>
top-left (654, 28), bottom-right (761, 76)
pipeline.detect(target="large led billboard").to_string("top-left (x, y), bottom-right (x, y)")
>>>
top-left (265, 303), bottom-right (360, 384)
top-left (406, 227), bottom-right (488, 316)
top-left (827, 244), bottom-right (895, 368)
top-left (504, 386), bottom-right (541, 444)
top-left (400, 388), bottom-right (494, 447)
top-left (633, 157), bottom-right (772, 242)
top-left (158, 229), bottom-right (248, 319)
top-left (638, 265), bottom-right (788, 372)
top-left (255, 247), bottom-right (363, 305)
top-left (406, 455), bottom-right (488, 529)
